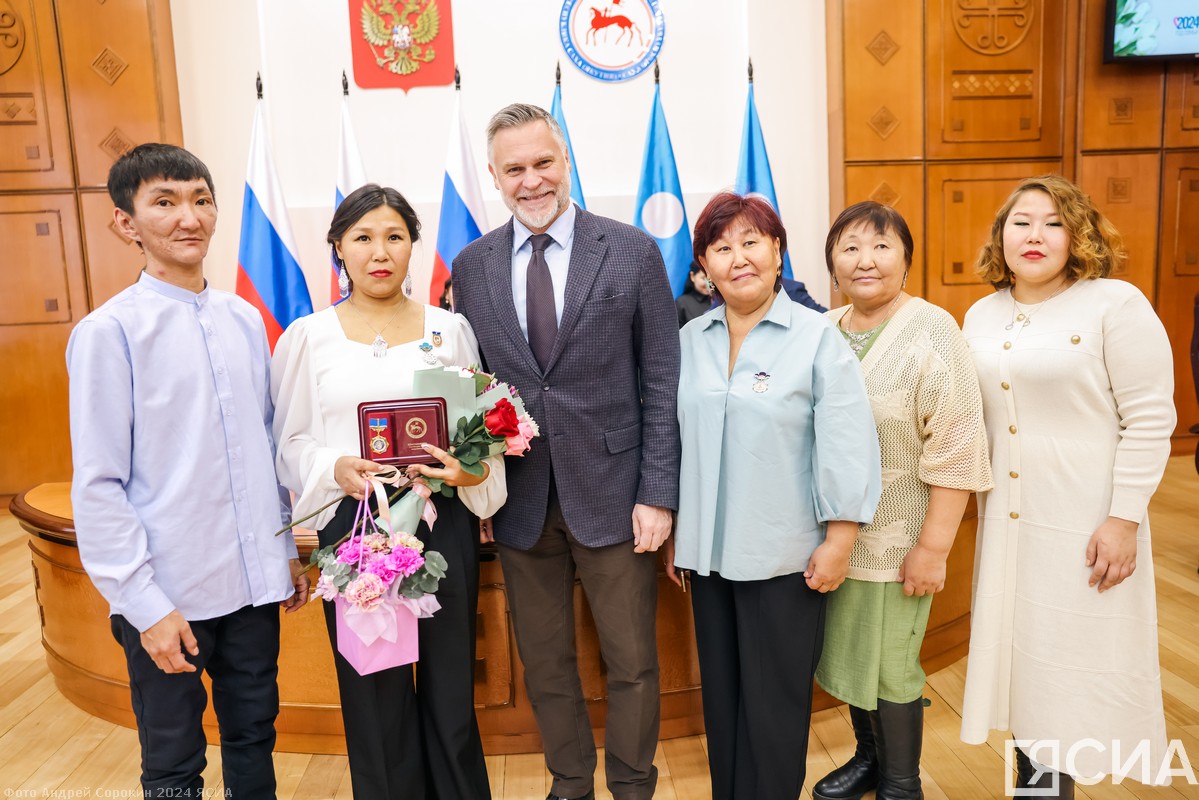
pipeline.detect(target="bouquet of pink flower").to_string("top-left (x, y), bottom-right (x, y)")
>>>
top-left (310, 480), bottom-right (447, 675)
top-left (413, 366), bottom-right (540, 497)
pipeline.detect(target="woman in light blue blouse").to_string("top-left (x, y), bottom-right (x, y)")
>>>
top-left (668, 192), bottom-right (882, 800)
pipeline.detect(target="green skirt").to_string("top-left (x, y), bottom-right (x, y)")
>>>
top-left (815, 578), bottom-right (933, 710)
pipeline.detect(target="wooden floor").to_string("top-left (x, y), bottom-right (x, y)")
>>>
top-left (2, 457), bottom-right (1197, 798)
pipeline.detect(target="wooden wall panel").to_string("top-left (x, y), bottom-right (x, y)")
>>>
top-left (1158, 151), bottom-right (1199, 438)
top-left (55, 0), bottom-right (182, 188)
top-left (0, 193), bottom-right (85, 492)
top-left (926, 0), bottom-right (1066, 161)
top-left (0, 0), bottom-right (74, 190)
top-left (925, 160), bottom-right (1061, 322)
top-left (1164, 62), bottom-right (1199, 150)
top-left (1077, 0), bottom-right (1163, 152)
top-left (79, 189), bottom-right (143, 307)
top-left (842, 0), bottom-right (923, 162)
top-left (0, 204), bottom-right (76, 325)
top-left (473, 583), bottom-right (513, 709)
top-left (1077, 152), bottom-right (1160, 298)
top-left (844, 163), bottom-right (926, 300)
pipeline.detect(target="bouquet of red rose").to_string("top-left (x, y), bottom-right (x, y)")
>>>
top-left (411, 366), bottom-right (539, 497)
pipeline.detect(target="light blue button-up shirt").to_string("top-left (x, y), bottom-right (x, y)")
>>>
top-left (67, 271), bottom-right (298, 631)
top-left (511, 203), bottom-right (577, 339)
top-left (675, 291), bottom-right (882, 581)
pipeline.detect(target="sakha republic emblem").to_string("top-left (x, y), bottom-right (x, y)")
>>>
top-left (559, 0), bottom-right (665, 82)
top-left (349, 0), bottom-right (456, 90)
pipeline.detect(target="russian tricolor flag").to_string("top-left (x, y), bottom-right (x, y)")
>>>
top-left (430, 91), bottom-right (486, 307)
top-left (333, 86), bottom-right (368, 304)
top-left (236, 102), bottom-right (313, 349)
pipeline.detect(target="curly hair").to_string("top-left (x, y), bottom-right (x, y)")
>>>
top-left (976, 175), bottom-right (1125, 289)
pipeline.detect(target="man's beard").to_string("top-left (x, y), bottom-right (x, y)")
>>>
top-left (507, 173), bottom-right (572, 231)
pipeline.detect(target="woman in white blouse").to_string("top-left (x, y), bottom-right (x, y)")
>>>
top-left (959, 175), bottom-right (1175, 796)
top-left (271, 185), bottom-right (505, 800)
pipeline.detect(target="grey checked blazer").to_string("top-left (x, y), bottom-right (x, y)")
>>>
top-left (452, 208), bottom-right (681, 550)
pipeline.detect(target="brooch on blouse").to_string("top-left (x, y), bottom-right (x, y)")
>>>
top-left (752, 371), bottom-right (771, 393)
top-left (432, 331), bottom-right (443, 348)
top-left (419, 342), bottom-right (437, 365)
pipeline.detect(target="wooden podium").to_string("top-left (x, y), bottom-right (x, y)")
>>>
top-left (11, 483), bottom-right (976, 755)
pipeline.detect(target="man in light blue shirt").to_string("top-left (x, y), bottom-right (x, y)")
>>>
top-left (66, 144), bottom-right (308, 799)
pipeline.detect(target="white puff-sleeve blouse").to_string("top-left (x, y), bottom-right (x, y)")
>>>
top-left (271, 304), bottom-right (507, 531)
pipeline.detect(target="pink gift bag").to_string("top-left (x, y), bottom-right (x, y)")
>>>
top-left (334, 596), bottom-right (419, 676)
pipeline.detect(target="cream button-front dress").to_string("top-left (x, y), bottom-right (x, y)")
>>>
top-left (959, 278), bottom-right (1175, 783)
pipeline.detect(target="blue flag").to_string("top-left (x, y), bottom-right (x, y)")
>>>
top-left (736, 83), bottom-right (792, 278)
top-left (550, 83), bottom-right (586, 210)
top-left (634, 85), bottom-right (691, 298)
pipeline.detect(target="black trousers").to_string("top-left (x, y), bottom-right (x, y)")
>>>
top-left (690, 570), bottom-right (828, 800)
top-left (111, 602), bottom-right (281, 799)
top-left (319, 491), bottom-right (490, 800)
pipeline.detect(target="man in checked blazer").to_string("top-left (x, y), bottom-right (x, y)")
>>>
top-left (452, 103), bottom-right (680, 800)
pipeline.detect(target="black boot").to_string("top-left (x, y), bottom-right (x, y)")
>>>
top-left (813, 706), bottom-right (879, 800)
top-left (1015, 747), bottom-right (1075, 799)
top-left (872, 698), bottom-right (924, 800)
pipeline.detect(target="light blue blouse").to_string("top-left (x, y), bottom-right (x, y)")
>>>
top-left (674, 290), bottom-right (882, 581)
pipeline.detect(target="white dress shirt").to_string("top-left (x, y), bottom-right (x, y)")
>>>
top-left (271, 304), bottom-right (506, 532)
top-left (510, 203), bottom-right (577, 340)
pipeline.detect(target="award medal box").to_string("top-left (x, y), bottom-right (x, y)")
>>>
top-left (358, 398), bottom-right (448, 466)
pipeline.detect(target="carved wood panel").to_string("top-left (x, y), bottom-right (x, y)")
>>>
top-left (0, 206), bottom-right (75, 325)
top-left (1161, 154), bottom-right (1199, 279)
top-left (926, 0), bottom-right (1066, 160)
top-left (843, 0), bottom-right (923, 161)
top-left (0, 195), bottom-right (85, 493)
top-left (1157, 151), bottom-right (1199, 436)
top-left (1077, 152), bottom-right (1159, 298)
top-left (0, 0), bottom-right (73, 190)
top-left (1164, 61), bottom-right (1199, 150)
top-left (844, 164), bottom-right (926, 301)
top-left (473, 583), bottom-right (513, 709)
top-left (55, 0), bottom-right (182, 187)
top-left (79, 189), bottom-right (143, 307)
top-left (925, 160), bottom-right (1061, 322)
top-left (1078, 0), bottom-right (1164, 152)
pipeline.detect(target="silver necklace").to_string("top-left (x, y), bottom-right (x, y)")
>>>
top-left (842, 294), bottom-right (903, 354)
top-left (345, 297), bottom-right (405, 358)
top-left (1006, 282), bottom-right (1069, 330)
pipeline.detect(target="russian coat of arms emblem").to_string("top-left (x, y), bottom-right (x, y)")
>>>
top-left (349, 0), bottom-right (456, 90)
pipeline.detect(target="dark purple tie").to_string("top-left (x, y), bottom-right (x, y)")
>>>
top-left (526, 233), bottom-right (557, 369)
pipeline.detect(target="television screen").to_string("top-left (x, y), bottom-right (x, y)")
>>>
top-left (1105, 0), bottom-right (1199, 61)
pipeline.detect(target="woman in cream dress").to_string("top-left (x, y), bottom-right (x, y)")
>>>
top-left (960, 175), bottom-right (1175, 796)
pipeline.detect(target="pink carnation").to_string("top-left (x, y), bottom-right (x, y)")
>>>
top-left (385, 547), bottom-right (426, 578)
top-left (313, 574), bottom-right (339, 602)
top-left (336, 538), bottom-right (364, 565)
top-left (363, 558), bottom-right (400, 585)
top-left (505, 419), bottom-right (538, 457)
top-left (344, 572), bottom-right (386, 610)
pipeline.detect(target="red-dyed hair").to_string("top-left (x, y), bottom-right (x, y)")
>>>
top-left (692, 192), bottom-right (788, 267)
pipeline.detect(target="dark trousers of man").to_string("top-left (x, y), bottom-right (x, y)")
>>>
top-left (111, 602), bottom-right (281, 799)
top-left (690, 570), bottom-right (828, 800)
top-left (319, 493), bottom-right (490, 800)
top-left (498, 486), bottom-right (661, 800)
